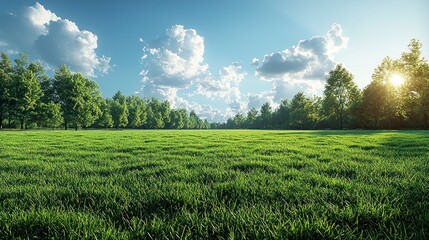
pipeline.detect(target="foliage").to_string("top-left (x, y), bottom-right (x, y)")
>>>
top-left (322, 65), bottom-right (360, 129)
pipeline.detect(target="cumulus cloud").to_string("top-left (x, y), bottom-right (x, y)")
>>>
top-left (139, 25), bottom-right (249, 120)
top-left (255, 23), bottom-right (347, 81)
top-left (195, 63), bottom-right (246, 104)
top-left (0, 2), bottom-right (110, 77)
top-left (253, 23), bottom-right (348, 103)
top-left (140, 24), bottom-right (208, 90)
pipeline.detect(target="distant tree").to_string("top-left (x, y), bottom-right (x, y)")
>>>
top-left (169, 109), bottom-right (182, 129)
top-left (259, 102), bottom-right (272, 129)
top-left (146, 98), bottom-right (164, 129)
top-left (290, 92), bottom-right (310, 129)
top-left (322, 65), bottom-right (360, 129)
top-left (0, 52), bottom-right (13, 129)
top-left (110, 91), bottom-right (128, 128)
top-left (97, 98), bottom-right (113, 128)
top-left (273, 99), bottom-right (290, 129)
top-left (361, 57), bottom-right (401, 129)
top-left (232, 113), bottom-right (245, 129)
top-left (399, 39), bottom-right (429, 129)
top-left (13, 70), bottom-right (43, 129)
top-left (178, 109), bottom-right (190, 129)
top-left (53, 66), bottom-right (101, 130)
top-left (308, 96), bottom-right (323, 129)
top-left (160, 100), bottom-right (171, 127)
top-left (127, 96), bottom-right (142, 128)
top-left (245, 108), bottom-right (258, 128)
top-left (189, 110), bottom-right (204, 129)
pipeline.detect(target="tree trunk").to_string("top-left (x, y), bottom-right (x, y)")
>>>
top-left (20, 117), bottom-right (24, 130)
top-left (75, 122), bottom-right (78, 131)
top-left (64, 118), bottom-right (67, 130)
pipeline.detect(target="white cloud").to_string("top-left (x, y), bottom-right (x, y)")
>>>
top-left (195, 63), bottom-right (246, 104)
top-left (251, 58), bottom-right (260, 66)
top-left (139, 25), bottom-right (249, 121)
top-left (255, 23), bottom-right (347, 81)
top-left (0, 2), bottom-right (110, 77)
top-left (253, 23), bottom-right (348, 104)
top-left (140, 25), bottom-right (208, 90)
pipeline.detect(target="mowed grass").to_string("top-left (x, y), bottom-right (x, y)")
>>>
top-left (0, 130), bottom-right (428, 239)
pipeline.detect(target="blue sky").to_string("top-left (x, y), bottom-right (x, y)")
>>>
top-left (1, 1), bottom-right (428, 121)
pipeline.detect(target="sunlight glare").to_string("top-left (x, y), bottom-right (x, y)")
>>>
top-left (390, 74), bottom-right (405, 87)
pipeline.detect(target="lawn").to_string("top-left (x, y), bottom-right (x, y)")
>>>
top-left (0, 130), bottom-right (428, 239)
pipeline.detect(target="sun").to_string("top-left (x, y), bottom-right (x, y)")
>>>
top-left (390, 74), bottom-right (405, 87)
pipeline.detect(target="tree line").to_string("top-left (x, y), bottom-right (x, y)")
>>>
top-left (213, 39), bottom-right (429, 130)
top-left (0, 54), bottom-right (209, 130)
top-left (0, 39), bottom-right (428, 130)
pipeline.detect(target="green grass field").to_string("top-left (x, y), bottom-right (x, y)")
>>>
top-left (0, 130), bottom-right (428, 239)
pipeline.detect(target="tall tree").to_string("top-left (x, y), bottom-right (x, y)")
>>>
top-left (245, 108), bottom-right (258, 129)
top-left (400, 39), bottom-right (429, 129)
top-left (290, 92), bottom-right (309, 129)
top-left (273, 99), bottom-right (290, 129)
top-left (127, 95), bottom-right (142, 128)
top-left (110, 91), bottom-right (128, 128)
top-left (0, 53), bottom-right (13, 129)
top-left (259, 102), bottom-right (272, 129)
top-left (322, 65), bottom-right (360, 129)
top-left (53, 66), bottom-right (101, 130)
top-left (96, 98), bottom-right (113, 128)
top-left (13, 70), bottom-right (43, 129)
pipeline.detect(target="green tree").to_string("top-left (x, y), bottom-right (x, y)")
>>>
top-left (322, 65), bottom-right (360, 129)
top-left (127, 96), bottom-right (142, 128)
top-left (14, 70), bottom-right (43, 129)
top-left (259, 102), bottom-right (272, 129)
top-left (399, 39), bottom-right (429, 129)
top-left (290, 92), bottom-right (310, 129)
top-left (273, 99), bottom-right (290, 129)
top-left (53, 66), bottom-right (101, 130)
top-left (33, 101), bottom-right (63, 130)
top-left (0, 52), bottom-right (13, 129)
top-left (97, 98), bottom-right (113, 128)
top-left (189, 110), bottom-right (202, 129)
top-left (110, 91), bottom-right (128, 128)
top-left (245, 108), bottom-right (258, 129)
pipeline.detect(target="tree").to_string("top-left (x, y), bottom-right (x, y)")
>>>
top-left (0, 52), bottom-right (13, 129)
top-left (259, 102), bottom-right (272, 129)
top-left (33, 101), bottom-right (63, 130)
top-left (361, 81), bottom-right (387, 129)
top-left (127, 96), bottom-right (142, 128)
top-left (231, 113), bottom-right (245, 129)
top-left (110, 91), bottom-right (128, 128)
top-left (290, 92), bottom-right (309, 129)
top-left (53, 66), bottom-right (101, 130)
top-left (96, 98), bottom-right (113, 128)
top-left (245, 108), bottom-right (258, 128)
top-left (362, 57), bottom-right (401, 129)
top-left (13, 70), bottom-right (43, 129)
top-left (308, 96), bottom-right (323, 129)
top-left (399, 39), bottom-right (429, 129)
top-left (189, 110), bottom-right (202, 129)
top-left (322, 65), bottom-right (360, 129)
top-left (273, 99), bottom-right (290, 129)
